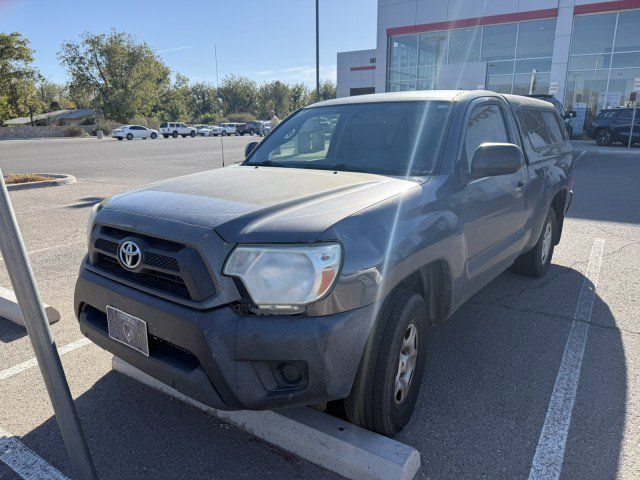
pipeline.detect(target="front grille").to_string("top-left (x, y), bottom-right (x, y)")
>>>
top-left (96, 254), bottom-right (190, 299)
top-left (89, 225), bottom-right (216, 303)
top-left (145, 252), bottom-right (179, 272)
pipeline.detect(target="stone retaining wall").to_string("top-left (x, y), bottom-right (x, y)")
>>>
top-left (0, 125), bottom-right (95, 140)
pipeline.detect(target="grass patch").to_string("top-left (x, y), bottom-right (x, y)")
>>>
top-left (3, 174), bottom-right (51, 185)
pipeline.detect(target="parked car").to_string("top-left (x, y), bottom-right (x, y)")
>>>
top-left (208, 125), bottom-right (223, 136)
top-left (219, 123), bottom-right (237, 136)
top-left (159, 122), bottom-right (197, 138)
top-left (262, 121), bottom-right (271, 134)
top-left (246, 121), bottom-right (265, 136)
top-left (111, 125), bottom-right (158, 141)
top-left (234, 123), bottom-right (250, 136)
top-left (527, 94), bottom-right (576, 138)
top-left (586, 107), bottom-right (640, 146)
top-left (76, 91), bottom-right (573, 436)
top-left (193, 124), bottom-right (215, 136)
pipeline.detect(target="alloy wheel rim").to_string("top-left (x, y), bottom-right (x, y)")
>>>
top-left (394, 323), bottom-right (418, 405)
top-left (541, 221), bottom-right (553, 264)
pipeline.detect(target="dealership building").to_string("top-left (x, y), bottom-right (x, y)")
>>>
top-left (337, 0), bottom-right (640, 134)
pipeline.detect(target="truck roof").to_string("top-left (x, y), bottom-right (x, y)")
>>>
top-left (307, 90), bottom-right (556, 110)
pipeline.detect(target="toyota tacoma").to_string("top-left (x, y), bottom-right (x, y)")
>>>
top-left (75, 90), bottom-right (574, 435)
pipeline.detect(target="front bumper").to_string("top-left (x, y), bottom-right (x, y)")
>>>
top-left (75, 266), bottom-right (377, 410)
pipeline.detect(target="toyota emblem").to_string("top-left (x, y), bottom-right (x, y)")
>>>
top-left (119, 240), bottom-right (142, 270)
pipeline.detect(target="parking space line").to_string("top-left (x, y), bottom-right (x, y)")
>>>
top-left (0, 426), bottom-right (69, 480)
top-left (528, 238), bottom-right (606, 480)
top-left (0, 338), bottom-right (91, 381)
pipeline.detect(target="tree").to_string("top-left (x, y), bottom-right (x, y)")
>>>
top-left (257, 80), bottom-right (291, 118)
top-left (319, 80), bottom-right (337, 102)
top-left (217, 74), bottom-right (258, 114)
top-left (38, 79), bottom-right (75, 112)
top-left (187, 82), bottom-right (217, 120)
top-left (58, 29), bottom-right (170, 122)
top-left (290, 82), bottom-right (311, 112)
top-left (154, 73), bottom-right (190, 121)
top-left (0, 32), bottom-right (39, 123)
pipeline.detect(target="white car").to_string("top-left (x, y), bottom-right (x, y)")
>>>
top-left (220, 123), bottom-right (237, 136)
top-left (159, 122), bottom-right (197, 138)
top-left (193, 124), bottom-right (214, 136)
top-left (111, 125), bottom-right (158, 140)
top-left (262, 121), bottom-right (272, 134)
top-left (209, 125), bottom-right (223, 136)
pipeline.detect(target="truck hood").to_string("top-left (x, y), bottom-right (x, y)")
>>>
top-left (103, 165), bottom-right (424, 243)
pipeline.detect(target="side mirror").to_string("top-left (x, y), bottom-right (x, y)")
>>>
top-left (245, 141), bottom-right (259, 158)
top-left (471, 143), bottom-right (524, 178)
top-left (565, 110), bottom-right (577, 119)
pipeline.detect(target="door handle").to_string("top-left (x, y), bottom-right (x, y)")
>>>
top-left (516, 180), bottom-right (526, 193)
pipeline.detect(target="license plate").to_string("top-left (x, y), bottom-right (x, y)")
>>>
top-left (107, 306), bottom-right (149, 356)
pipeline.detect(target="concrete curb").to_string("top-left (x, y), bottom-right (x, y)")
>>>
top-left (5, 174), bottom-right (76, 191)
top-left (574, 148), bottom-right (640, 156)
top-left (112, 356), bottom-right (421, 480)
top-left (0, 286), bottom-right (60, 326)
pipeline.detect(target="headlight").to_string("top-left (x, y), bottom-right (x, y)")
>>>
top-left (223, 243), bottom-right (342, 313)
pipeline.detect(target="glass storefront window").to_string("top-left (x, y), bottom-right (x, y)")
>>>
top-left (418, 31), bottom-right (448, 67)
top-left (513, 73), bottom-right (550, 95)
top-left (482, 23), bottom-right (517, 61)
top-left (614, 10), bottom-right (640, 52)
top-left (570, 13), bottom-right (616, 55)
top-left (611, 52), bottom-right (640, 69)
top-left (448, 27), bottom-right (481, 63)
top-left (568, 54), bottom-right (611, 70)
top-left (515, 58), bottom-right (552, 74)
top-left (607, 67), bottom-right (640, 106)
top-left (487, 61), bottom-right (514, 75)
top-left (516, 19), bottom-right (556, 59)
top-left (389, 35), bottom-right (418, 69)
top-left (486, 75), bottom-right (513, 94)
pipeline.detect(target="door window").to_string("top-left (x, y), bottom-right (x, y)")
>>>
top-left (519, 108), bottom-right (564, 150)
top-left (463, 104), bottom-right (510, 172)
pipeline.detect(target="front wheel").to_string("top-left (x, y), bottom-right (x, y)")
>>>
top-left (221, 131), bottom-right (227, 136)
top-left (172, 131), bottom-right (178, 138)
top-left (513, 208), bottom-right (557, 277)
top-left (344, 289), bottom-right (428, 436)
top-left (151, 132), bottom-right (157, 139)
top-left (126, 133), bottom-right (133, 140)
top-left (163, 134), bottom-right (169, 139)
top-left (595, 128), bottom-right (614, 146)
top-left (190, 130), bottom-right (196, 137)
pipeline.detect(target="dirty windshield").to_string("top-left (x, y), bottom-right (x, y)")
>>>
top-left (245, 101), bottom-right (452, 176)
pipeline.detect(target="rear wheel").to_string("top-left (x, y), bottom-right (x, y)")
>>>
top-left (163, 134), bottom-right (169, 139)
top-left (151, 132), bottom-right (157, 139)
top-left (117, 137), bottom-right (123, 141)
top-left (513, 208), bottom-right (556, 277)
top-left (344, 289), bottom-right (428, 436)
top-left (190, 130), bottom-right (196, 137)
top-left (595, 128), bottom-right (614, 146)
top-left (222, 131), bottom-right (227, 136)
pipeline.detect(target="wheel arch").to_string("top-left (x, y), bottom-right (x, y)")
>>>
top-left (550, 188), bottom-right (567, 245)
top-left (396, 259), bottom-right (453, 323)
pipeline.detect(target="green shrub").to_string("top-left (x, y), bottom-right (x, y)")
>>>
top-left (62, 125), bottom-right (85, 137)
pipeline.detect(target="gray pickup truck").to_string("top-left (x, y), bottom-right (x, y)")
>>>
top-left (75, 90), bottom-right (573, 435)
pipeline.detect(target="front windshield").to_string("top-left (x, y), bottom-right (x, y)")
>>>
top-left (245, 101), bottom-right (452, 176)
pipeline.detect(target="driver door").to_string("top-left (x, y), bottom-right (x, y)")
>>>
top-left (461, 100), bottom-right (528, 297)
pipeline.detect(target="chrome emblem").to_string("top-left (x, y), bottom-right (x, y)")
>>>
top-left (119, 241), bottom-right (141, 270)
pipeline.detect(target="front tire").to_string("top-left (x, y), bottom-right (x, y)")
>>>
top-left (151, 132), bottom-right (157, 139)
top-left (513, 208), bottom-right (557, 277)
top-left (126, 133), bottom-right (133, 140)
top-left (163, 134), bottom-right (169, 139)
top-left (222, 131), bottom-right (227, 136)
top-left (172, 131), bottom-right (178, 138)
top-left (190, 130), bottom-right (196, 137)
top-left (344, 289), bottom-right (428, 436)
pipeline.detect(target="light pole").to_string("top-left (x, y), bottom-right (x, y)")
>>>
top-left (316, 0), bottom-right (320, 102)
top-left (214, 44), bottom-right (220, 87)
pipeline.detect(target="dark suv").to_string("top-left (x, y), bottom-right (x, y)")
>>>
top-left (76, 91), bottom-right (573, 435)
top-left (587, 107), bottom-right (640, 146)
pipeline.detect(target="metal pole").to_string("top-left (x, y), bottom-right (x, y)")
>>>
top-left (0, 168), bottom-right (98, 479)
top-left (628, 100), bottom-right (637, 149)
top-left (316, 0), bottom-right (320, 102)
top-left (214, 44), bottom-right (219, 87)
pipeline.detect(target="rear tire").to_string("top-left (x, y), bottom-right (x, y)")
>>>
top-left (190, 130), bottom-right (196, 137)
top-left (595, 128), bottom-right (614, 146)
top-left (151, 132), bottom-right (157, 139)
top-left (117, 137), bottom-right (123, 141)
top-left (163, 134), bottom-right (169, 139)
top-left (513, 208), bottom-right (557, 277)
top-left (222, 131), bottom-right (227, 136)
top-left (344, 289), bottom-right (428, 436)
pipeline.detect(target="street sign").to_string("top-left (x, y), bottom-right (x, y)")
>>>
top-left (549, 81), bottom-right (559, 95)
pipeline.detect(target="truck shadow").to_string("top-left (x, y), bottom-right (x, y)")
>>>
top-left (396, 264), bottom-right (626, 479)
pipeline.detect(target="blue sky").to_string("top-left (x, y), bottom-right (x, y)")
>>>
top-left (0, 0), bottom-right (377, 86)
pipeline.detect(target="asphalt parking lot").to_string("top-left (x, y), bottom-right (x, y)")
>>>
top-left (0, 137), bottom-right (639, 479)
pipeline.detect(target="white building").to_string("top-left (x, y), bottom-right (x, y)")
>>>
top-left (337, 0), bottom-right (640, 134)
top-left (336, 49), bottom-right (377, 97)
